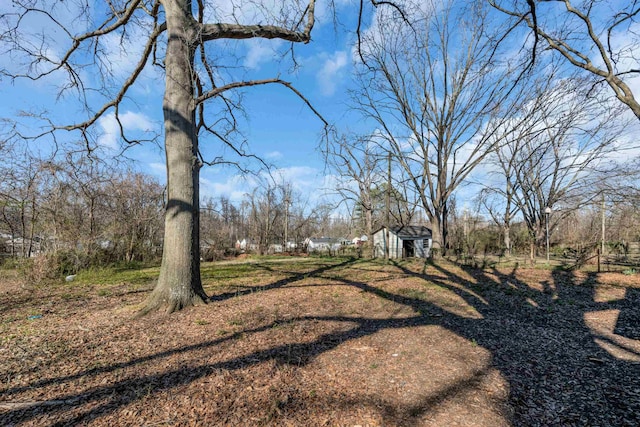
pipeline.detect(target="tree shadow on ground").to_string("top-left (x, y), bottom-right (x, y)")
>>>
top-left (397, 261), bottom-right (640, 425)
top-left (2, 259), bottom-right (358, 397)
top-left (2, 258), bottom-right (640, 425)
top-left (207, 258), bottom-right (358, 302)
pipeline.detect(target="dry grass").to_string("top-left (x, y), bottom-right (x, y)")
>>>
top-left (1, 257), bottom-right (639, 426)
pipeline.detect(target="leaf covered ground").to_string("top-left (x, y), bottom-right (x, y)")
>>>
top-left (1, 257), bottom-right (640, 426)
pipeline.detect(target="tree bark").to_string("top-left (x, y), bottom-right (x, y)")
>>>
top-left (503, 225), bottom-right (511, 257)
top-left (365, 207), bottom-right (373, 258)
top-left (140, 0), bottom-right (208, 314)
top-left (430, 214), bottom-right (443, 259)
top-left (529, 240), bottom-right (535, 266)
top-left (442, 201), bottom-right (449, 257)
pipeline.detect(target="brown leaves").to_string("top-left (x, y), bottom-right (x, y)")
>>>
top-left (1, 258), bottom-right (639, 425)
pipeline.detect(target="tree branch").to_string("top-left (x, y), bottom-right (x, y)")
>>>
top-left (57, 22), bottom-right (165, 133)
top-left (199, 0), bottom-right (315, 43)
top-left (196, 78), bottom-right (328, 127)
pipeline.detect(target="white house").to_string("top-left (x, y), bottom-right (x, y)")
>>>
top-left (305, 237), bottom-right (341, 253)
top-left (285, 240), bottom-right (298, 251)
top-left (235, 238), bottom-right (258, 252)
top-left (0, 235), bottom-right (43, 257)
top-left (268, 243), bottom-right (283, 253)
top-left (372, 225), bottom-right (432, 259)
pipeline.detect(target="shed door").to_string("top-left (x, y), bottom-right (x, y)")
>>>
top-left (403, 240), bottom-right (415, 257)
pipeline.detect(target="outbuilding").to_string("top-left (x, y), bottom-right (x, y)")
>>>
top-left (372, 225), bottom-right (432, 259)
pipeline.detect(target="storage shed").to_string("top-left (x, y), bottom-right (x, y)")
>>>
top-left (373, 225), bottom-right (432, 259)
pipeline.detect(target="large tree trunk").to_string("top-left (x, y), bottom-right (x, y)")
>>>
top-left (441, 201), bottom-right (448, 256)
top-left (364, 205), bottom-right (373, 258)
top-left (430, 214), bottom-right (443, 259)
top-left (141, 0), bottom-right (208, 314)
top-left (528, 226), bottom-right (543, 266)
top-left (503, 224), bottom-right (511, 257)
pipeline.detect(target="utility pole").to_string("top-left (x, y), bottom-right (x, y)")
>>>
top-left (545, 207), bottom-right (551, 263)
top-left (385, 152), bottom-right (391, 260)
top-left (284, 194), bottom-right (289, 252)
top-left (601, 193), bottom-right (606, 256)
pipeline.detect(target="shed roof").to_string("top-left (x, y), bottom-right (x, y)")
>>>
top-left (375, 225), bottom-right (432, 239)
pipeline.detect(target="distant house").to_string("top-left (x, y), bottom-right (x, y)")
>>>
top-left (305, 237), bottom-right (341, 253)
top-left (339, 238), bottom-right (354, 246)
top-left (235, 238), bottom-right (258, 252)
top-left (285, 240), bottom-right (298, 251)
top-left (267, 241), bottom-right (299, 254)
top-left (0, 235), bottom-right (43, 257)
top-left (372, 225), bottom-right (432, 259)
top-left (268, 243), bottom-right (283, 254)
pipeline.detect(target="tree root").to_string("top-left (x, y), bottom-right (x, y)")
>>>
top-left (137, 289), bottom-right (208, 316)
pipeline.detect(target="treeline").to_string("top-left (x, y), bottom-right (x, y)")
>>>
top-left (0, 146), bottom-right (353, 273)
top-left (327, 0), bottom-right (640, 263)
top-left (199, 183), bottom-right (351, 260)
top-left (0, 148), bottom-right (164, 272)
top-left (2, 144), bottom-right (639, 275)
top-left (445, 201), bottom-right (640, 262)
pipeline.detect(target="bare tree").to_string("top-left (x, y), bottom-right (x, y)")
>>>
top-left (286, 193), bottom-right (323, 250)
top-left (0, 0), bottom-right (327, 312)
top-left (353, 0), bottom-right (526, 256)
top-left (326, 133), bottom-right (383, 253)
top-left (0, 148), bottom-right (44, 257)
top-left (2, 0), bottom-right (417, 312)
top-left (491, 0), bottom-right (640, 120)
top-left (0, 137), bottom-right (165, 267)
top-left (486, 74), bottom-right (627, 263)
top-left (477, 182), bottom-right (519, 257)
top-left (200, 196), bottom-right (242, 258)
top-left (33, 155), bottom-right (164, 266)
top-left (106, 172), bottom-right (164, 263)
top-left (475, 68), bottom-right (555, 257)
top-left (246, 182), bottom-right (284, 254)
top-left (57, 155), bottom-right (114, 256)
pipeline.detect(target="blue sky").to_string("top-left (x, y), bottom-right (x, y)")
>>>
top-left (1, 0), bottom-right (639, 216)
top-left (0, 0), bottom-right (364, 209)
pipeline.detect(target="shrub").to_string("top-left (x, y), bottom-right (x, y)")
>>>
top-left (201, 247), bottom-right (225, 262)
top-left (20, 250), bottom-right (91, 286)
top-left (20, 255), bottom-right (62, 285)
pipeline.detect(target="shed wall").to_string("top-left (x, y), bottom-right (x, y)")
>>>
top-left (373, 229), bottom-right (432, 258)
top-left (373, 229), bottom-right (402, 258)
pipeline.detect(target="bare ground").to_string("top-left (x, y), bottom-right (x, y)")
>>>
top-left (1, 257), bottom-right (639, 426)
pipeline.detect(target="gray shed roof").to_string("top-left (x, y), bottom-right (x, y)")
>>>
top-left (376, 225), bottom-right (432, 239)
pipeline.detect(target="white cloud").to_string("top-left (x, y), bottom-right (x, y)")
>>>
top-left (148, 162), bottom-right (167, 177)
top-left (270, 166), bottom-right (319, 188)
top-left (0, 3), bottom-right (87, 90)
top-left (316, 50), bottom-right (348, 96)
top-left (603, 119), bottom-right (640, 163)
top-left (244, 39), bottom-right (284, 69)
top-left (265, 150), bottom-right (283, 159)
top-left (198, 165), bottom-right (335, 207)
top-left (203, 0), bottom-right (357, 28)
top-left (100, 26), bottom-right (150, 79)
top-left (97, 111), bottom-right (156, 150)
top-left (605, 21), bottom-right (640, 102)
top-left (200, 174), bottom-right (258, 203)
top-left (205, 0), bottom-right (308, 26)
top-left (269, 166), bottom-right (342, 207)
top-left (353, 0), bottom-right (438, 62)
